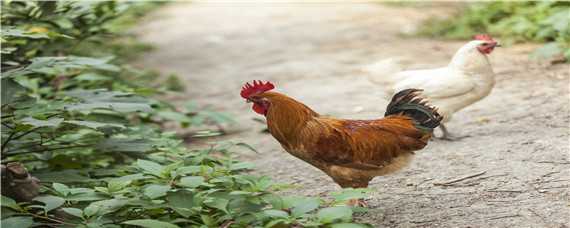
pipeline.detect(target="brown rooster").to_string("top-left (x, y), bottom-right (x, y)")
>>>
top-left (241, 80), bottom-right (442, 206)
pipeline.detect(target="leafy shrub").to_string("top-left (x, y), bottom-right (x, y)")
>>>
top-left (418, 2), bottom-right (570, 61)
top-left (1, 1), bottom-right (370, 227)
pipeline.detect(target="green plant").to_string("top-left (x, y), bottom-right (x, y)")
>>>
top-left (418, 2), bottom-right (570, 61)
top-left (1, 1), bottom-right (370, 227)
top-left (2, 144), bottom-right (372, 227)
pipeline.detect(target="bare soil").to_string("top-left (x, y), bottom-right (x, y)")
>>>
top-left (134, 2), bottom-right (570, 227)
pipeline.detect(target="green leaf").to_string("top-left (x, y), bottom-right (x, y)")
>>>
top-left (122, 219), bottom-right (179, 228)
top-left (229, 162), bottom-right (255, 171)
top-left (1, 27), bottom-right (49, 39)
top-left (531, 42), bottom-right (563, 59)
top-left (52, 183), bottom-right (70, 196)
top-left (1, 196), bottom-right (19, 210)
top-left (176, 166), bottom-right (202, 175)
top-left (178, 176), bottom-right (204, 188)
top-left (167, 190), bottom-right (194, 218)
top-left (1, 216), bottom-right (33, 228)
top-left (21, 117), bottom-right (64, 127)
top-left (144, 185), bottom-right (171, 199)
top-left (291, 197), bottom-right (320, 217)
top-left (34, 195), bottom-right (65, 212)
top-left (331, 188), bottom-right (371, 202)
top-left (330, 223), bottom-right (371, 228)
top-left (317, 206), bottom-right (353, 224)
top-left (204, 197), bottom-right (229, 214)
top-left (34, 56), bottom-right (120, 72)
top-left (264, 209), bottom-right (289, 218)
top-left (545, 9), bottom-right (570, 32)
top-left (75, 73), bottom-right (111, 82)
top-left (65, 193), bottom-right (107, 202)
top-left (156, 111), bottom-right (191, 124)
top-left (65, 89), bottom-right (152, 113)
top-left (112, 173), bottom-right (149, 182)
top-left (65, 120), bottom-right (125, 129)
top-left (3, 56), bottom-right (119, 78)
top-left (33, 170), bottom-right (92, 183)
top-left (62, 207), bottom-right (83, 218)
top-left (1, 78), bottom-right (28, 105)
top-left (107, 180), bottom-right (131, 192)
top-left (96, 138), bottom-right (152, 153)
top-left (84, 199), bottom-right (127, 217)
top-left (136, 159), bottom-right (164, 177)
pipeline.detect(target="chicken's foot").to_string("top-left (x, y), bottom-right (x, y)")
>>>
top-left (438, 124), bottom-right (469, 141)
top-left (346, 198), bottom-right (368, 208)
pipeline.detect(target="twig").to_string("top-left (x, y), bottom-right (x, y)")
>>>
top-left (1, 122), bottom-right (14, 129)
top-left (486, 190), bottom-right (523, 193)
top-left (488, 214), bottom-right (521, 220)
top-left (537, 185), bottom-right (569, 190)
top-left (1, 131), bottom-right (17, 152)
top-left (4, 144), bottom-right (92, 156)
top-left (28, 212), bottom-right (78, 226)
top-left (527, 208), bottom-right (546, 223)
top-left (537, 161), bottom-right (570, 165)
top-left (410, 219), bottom-right (436, 224)
top-left (12, 127), bottom-right (39, 141)
top-left (474, 173), bottom-right (507, 181)
top-left (434, 171), bottom-right (487, 186)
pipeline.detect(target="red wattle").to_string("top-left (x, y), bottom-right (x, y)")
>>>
top-left (252, 103), bottom-right (267, 115)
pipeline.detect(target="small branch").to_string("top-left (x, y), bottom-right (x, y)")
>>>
top-left (486, 190), bottom-right (523, 193)
top-left (4, 144), bottom-right (92, 156)
top-left (434, 171), bottom-right (487, 186)
top-left (28, 212), bottom-right (78, 226)
top-left (1, 131), bottom-right (17, 152)
top-left (488, 214), bottom-right (521, 220)
top-left (527, 208), bottom-right (546, 223)
top-left (410, 219), bottom-right (436, 224)
top-left (536, 161), bottom-right (570, 165)
top-left (12, 127), bottom-right (40, 141)
top-left (1, 122), bottom-right (14, 129)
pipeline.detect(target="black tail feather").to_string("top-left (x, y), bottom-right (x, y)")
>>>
top-left (385, 89), bottom-right (442, 131)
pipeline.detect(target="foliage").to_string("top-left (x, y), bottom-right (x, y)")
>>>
top-left (1, 1), bottom-right (370, 227)
top-left (418, 2), bottom-right (570, 61)
top-left (2, 146), bottom-right (372, 227)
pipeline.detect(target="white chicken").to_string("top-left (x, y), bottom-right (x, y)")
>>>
top-left (364, 34), bottom-right (499, 140)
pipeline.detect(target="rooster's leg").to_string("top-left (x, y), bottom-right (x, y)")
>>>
top-left (438, 124), bottom-right (468, 141)
top-left (347, 198), bottom-right (368, 207)
top-left (335, 179), bottom-right (370, 208)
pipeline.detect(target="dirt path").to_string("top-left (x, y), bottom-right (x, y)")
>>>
top-left (135, 2), bottom-right (569, 227)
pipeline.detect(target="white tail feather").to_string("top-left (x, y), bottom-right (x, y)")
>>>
top-left (362, 58), bottom-right (403, 86)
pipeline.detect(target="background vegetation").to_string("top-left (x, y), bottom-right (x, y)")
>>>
top-left (1, 1), bottom-right (369, 227)
top-left (418, 1), bottom-right (570, 62)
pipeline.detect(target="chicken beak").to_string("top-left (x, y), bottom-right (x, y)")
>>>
top-left (246, 99), bottom-right (252, 103)
top-left (494, 42), bottom-right (501, 47)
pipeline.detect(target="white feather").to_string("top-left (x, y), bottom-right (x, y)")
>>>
top-left (366, 40), bottom-right (496, 122)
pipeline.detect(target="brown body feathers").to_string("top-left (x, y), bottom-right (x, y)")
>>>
top-left (253, 89), bottom-right (442, 188)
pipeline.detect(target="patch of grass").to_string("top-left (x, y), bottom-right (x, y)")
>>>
top-left (418, 2), bottom-right (570, 61)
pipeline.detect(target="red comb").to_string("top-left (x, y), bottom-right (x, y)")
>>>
top-left (240, 80), bottom-right (275, 98)
top-left (473, 34), bottom-right (494, 41)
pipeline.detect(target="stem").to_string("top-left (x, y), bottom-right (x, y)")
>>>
top-left (28, 212), bottom-right (78, 226)
top-left (12, 127), bottom-right (39, 141)
top-left (1, 131), bottom-right (17, 152)
top-left (4, 144), bottom-right (92, 156)
top-left (1, 122), bottom-right (14, 129)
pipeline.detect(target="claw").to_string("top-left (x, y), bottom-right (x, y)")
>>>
top-left (346, 198), bottom-right (369, 208)
top-left (437, 124), bottom-right (469, 141)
